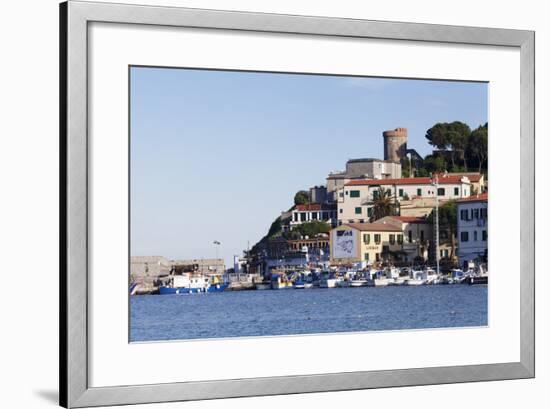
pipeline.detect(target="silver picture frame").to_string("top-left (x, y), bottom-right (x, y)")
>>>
top-left (60, 1), bottom-right (535, 407)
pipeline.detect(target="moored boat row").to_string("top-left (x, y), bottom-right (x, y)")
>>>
top-left (149, 264), bottom-right (488, 295)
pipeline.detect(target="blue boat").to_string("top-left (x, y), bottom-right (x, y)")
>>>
top-left (158, 283), bottom-right (228, 295)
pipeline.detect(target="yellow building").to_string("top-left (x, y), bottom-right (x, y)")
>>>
top-left (330, 222), bottom-right (404, 265)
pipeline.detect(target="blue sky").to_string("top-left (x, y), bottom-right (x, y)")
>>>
top-left (130, 67), bottom-right (487, 266)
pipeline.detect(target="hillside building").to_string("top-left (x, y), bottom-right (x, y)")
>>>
top-left (337, 174), bottom-right (472, 225)
top-left (330, 222), bottom-right (404, 265)
top-left (456, 193), bottom-right (488, 266)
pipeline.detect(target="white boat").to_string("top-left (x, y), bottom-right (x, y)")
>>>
top-left (424, 268), bottom-right (440, 284)
top-left (303, 283), bottom-right (314, 289)
top-left (319, 278), bottom-right (340, 288)
top-left (350, 279), bottom-right (369, 287)
top-left (404, 278), bottom-right (425, 286)
top-left (374, 278), bottom-right (391, 287)
top-left (388, 277), bottom-right (407, 286)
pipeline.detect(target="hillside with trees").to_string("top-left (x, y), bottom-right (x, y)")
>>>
top-left (402, 121), bottom-right (488, 177)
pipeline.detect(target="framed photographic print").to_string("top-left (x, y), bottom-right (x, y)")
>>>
top-left (60, 1), bottom-right (535, 407)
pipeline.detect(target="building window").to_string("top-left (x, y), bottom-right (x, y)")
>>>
top-left (473, 209), bottom-right (479, 219)
top-left (420, 230), bottom-right (425, 242)
top-left (350, 190), bottom-right (360, 198)
top-left (294, 213), bottom-right (299, 222)
top-left (389, 234), bottom-right (395, 245)
top-left (397, 234), bottom-right (403, 244)
top-left (408, 230), bottom-right (412, 243)
top-left (355, 207), bottom-right (362, 214)
top-left (454, 187), bottom-right (459, 196)
top-left (474, 230), bottom-right (478, 241)
top-left (461, 231), bottom-right (469, 242)
top-left (372, 190), bottom-right (379, 200)
top-left (364, 253), bottom-right (369, 261)
top-left (460, 209), bottom-right (468, 220)
top-left (359, 219), bottom-right (365, 223)
top-left (345, 190), bottom-right (348, 195)
top-left (375, 253), bottom-right (380, 262)
top-left (312, 212), bottom-right (318, 220)
top-left (339, 208), bottom-right (343, 214)
top-left (374, 234), bottom-right (381, 244)
top-left (300, 213), bottom-right (306, 222)
top-left (363, 234), bottom-right (370, 244)
top-left (482, 230), bottom-right (487, 241)
top-left (367, 207), bottom-right (373, 217)
top-left (417, 188), bottom-right (422, 196)
top-left (437, 187), bottom-right (445, 196)
top-left (399, 189), bottom-right (404, 197)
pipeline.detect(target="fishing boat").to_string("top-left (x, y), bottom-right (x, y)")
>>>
top-left (388, 276), bottom-right (407, 286)
top-left (158, 273), bottom-right (228, 294)
top-left (373, 278), bottom-right (391, 287)
top-left (319, 277), bottom-right (340, 288)
top-left (404, 269), bottom-right (426, 286)
top-left (350, 278), bottom-right (369, 287)
top-left (403, 278), bottom-right (425, 286)
top-left (371, 270), bottom-right (391, 287)
top-left (271, 274), bottom-right (293, 290)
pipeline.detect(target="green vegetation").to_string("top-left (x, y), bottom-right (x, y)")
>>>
top-left (293, 190), bottom-right (310, 205)
top-left (405, 121), bottom-right (488, 177)
top-left (266, 216), bottom-right (283, 238)
top-left (467, 123), bottom-right (488, 173)
top-left (371, 187), bottom-right (398, 221)
top-left (285, 221), bottom-right (331, 239)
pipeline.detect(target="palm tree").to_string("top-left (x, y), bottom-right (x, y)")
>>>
top-left (371, 187), bottom-right (396, 221)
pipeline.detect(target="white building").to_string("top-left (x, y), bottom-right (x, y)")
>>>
top-left (456, 192), bottom-right (488, 266)
top-left (337, 174), bottom-right (472, 224)
top-left (377, 216), bottom-right (432, 262)
top-left (290, 203), bottom-right (338, 228)
top-left (326, 158), bottom-right (402, 202)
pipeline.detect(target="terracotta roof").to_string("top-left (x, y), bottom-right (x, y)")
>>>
top-left (455, 192), bottom-right (488, 203)
top-left (446, 172), bottom-right (482, 182)
top-left (295, 203), bottom-right (336, 211)
top-left (340, 222), bottom-right (402, 232)
top-left (344, 174), bottom-right (471, 187)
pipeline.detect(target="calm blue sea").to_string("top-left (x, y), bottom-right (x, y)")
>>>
top-left (130, 285), bottom-right (487, 342)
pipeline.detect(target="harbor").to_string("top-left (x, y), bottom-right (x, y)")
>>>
top-left (130, 256), bottom-right (487, 295)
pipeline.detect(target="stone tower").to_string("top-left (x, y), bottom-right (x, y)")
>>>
top-left (383, 127), bottom-right (408, 163)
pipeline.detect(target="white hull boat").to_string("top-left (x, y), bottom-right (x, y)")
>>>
top-left (404, 279), bottom-right (425, 286)
top-left (320, 278), bottom-right (340, 288)
top-left (350, 279), bottom-right (368, 287)
top-left (374, 278), bottom-right (391, 287)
